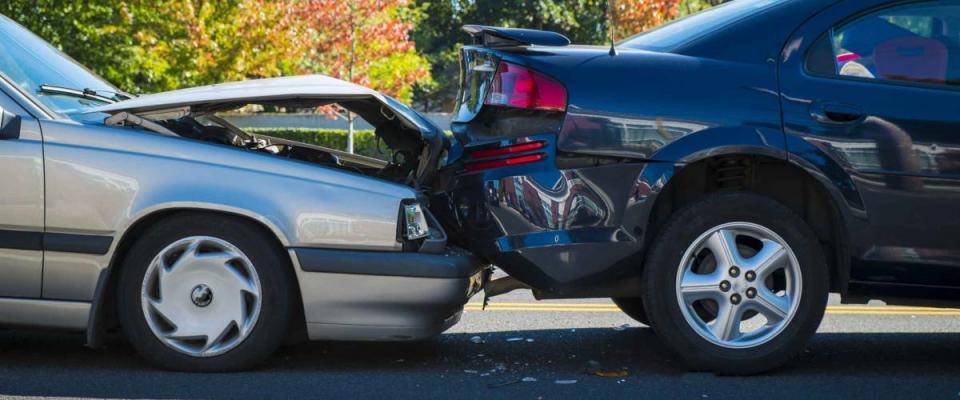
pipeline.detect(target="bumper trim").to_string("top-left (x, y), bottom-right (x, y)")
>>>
top-left (293, 247), bottom-right (479, 279)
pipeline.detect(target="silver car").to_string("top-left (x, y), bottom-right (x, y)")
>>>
top-left (0, 15), bottom-right (482, 371)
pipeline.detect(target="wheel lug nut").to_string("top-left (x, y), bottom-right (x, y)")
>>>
top-left (728, 266), bottom-right (740, 278)
top-left (730, 294), bottom-right (742, 305)
top-left (746, 288), bottom-right (757, 299)
top-left (719, 281), bottom-right (731, 292)
top-left (745, 271), bottom-right (756, 282)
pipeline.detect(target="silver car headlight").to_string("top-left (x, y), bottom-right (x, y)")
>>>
top-left (402, 202), bottom-right (430, 240)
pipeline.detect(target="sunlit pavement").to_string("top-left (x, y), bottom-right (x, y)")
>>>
top-left (1, 291), bottom-right (959, 400)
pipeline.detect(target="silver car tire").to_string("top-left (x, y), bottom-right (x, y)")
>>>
top-left (641, 193), bottom-right (829, 375)
top-left (117, 213), bottom-right (296, 372)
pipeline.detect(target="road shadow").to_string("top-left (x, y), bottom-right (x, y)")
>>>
top-left (0, 328), bottom-right (959, 399)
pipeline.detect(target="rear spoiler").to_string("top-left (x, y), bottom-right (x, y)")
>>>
top-left (462, 25), bottom-right (570, 48)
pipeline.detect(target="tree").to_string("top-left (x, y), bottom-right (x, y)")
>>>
top-left (1, 0), bottom-right (307, 94)
top-left (608, 0), bottom-right (680, 40)
top-left (295, 0), bottom-right (432, 104)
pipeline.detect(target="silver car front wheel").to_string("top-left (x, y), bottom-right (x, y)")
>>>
top-left (119, 214), bottom-right (295, 372)
top-left (141, 236), bottom-right (263, 357)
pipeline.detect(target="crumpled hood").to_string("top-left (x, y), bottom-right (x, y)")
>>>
top-left (92, 74), bottom-right (447, 191)
top-left (91, 74), bottom-right (431, 132)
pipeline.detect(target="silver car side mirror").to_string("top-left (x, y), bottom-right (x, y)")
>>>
top-left (0, 107), bottom-right (21, 140)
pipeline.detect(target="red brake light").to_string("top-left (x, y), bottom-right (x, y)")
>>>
top-left (485, 62), bottom-right (567, 111)
top-left (464, 140), bottom-right (548, 172)
top-left (464, 154), bottom-right (546, 173)
top-left (469, 141), bottom-right (546, 159)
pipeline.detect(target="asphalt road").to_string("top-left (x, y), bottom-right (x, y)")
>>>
top-left (1, 291), bottom-right (960, 400)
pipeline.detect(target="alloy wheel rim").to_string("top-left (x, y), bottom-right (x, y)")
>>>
top-left (674, 222), bottom-right (802, 349)
top-left (141, 236), bottom-right (262, 357)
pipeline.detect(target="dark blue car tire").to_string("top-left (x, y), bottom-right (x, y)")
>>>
top-left (641, 192), bottom-right (829, 375)
top-left (612, 297), bottom-right (650, 326)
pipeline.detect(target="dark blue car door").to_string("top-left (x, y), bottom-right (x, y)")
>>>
top-left (780, 0), bottom-right (960, 292)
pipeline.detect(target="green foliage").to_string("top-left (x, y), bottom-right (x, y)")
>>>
top-left (245, 128), bottom-right (391, 160)
top-left (296, 0), bottom-right (433, 104)
top-left (0, 0), bottom-right (305, 94)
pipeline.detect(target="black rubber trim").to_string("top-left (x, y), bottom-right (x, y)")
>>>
top-left (0, 229), bottom-right (42, 251)
top-left (43, 233), bottom-right (113, 255)
top-left (294, 247), bottom-right (481, 279)
top-left (0, 230), bottom-right (113, 255)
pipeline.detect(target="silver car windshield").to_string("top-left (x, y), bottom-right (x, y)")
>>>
top-left (0, 14), bottom-right (122, 115)
top-left (620, 0), bottom-right (784, 52)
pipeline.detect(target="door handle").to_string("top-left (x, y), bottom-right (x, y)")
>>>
top-left (810, 102), bottom-right (864, 125)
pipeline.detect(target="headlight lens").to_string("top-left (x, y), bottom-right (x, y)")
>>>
top-left (403, 202), bottom-right (430, 240)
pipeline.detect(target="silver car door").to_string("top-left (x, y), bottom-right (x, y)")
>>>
top-left (0, 90), bottom-right (44, 298)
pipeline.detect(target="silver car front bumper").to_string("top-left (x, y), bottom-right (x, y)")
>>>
top-left (289, 247), bottom-right (485, 341)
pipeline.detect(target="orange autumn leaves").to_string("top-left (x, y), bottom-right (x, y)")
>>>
top-left (608, 0), bottom-right (682, 40)
top-left (295, 0), bottom-right (431, 103)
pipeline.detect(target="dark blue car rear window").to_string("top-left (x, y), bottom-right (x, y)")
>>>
top-left (620, 0), bottom-right (787, 52)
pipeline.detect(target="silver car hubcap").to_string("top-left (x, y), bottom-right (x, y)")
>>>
top-left (141, 236), bottom-right (262, 357)
top-left (675, 222), bottom-right (802, 349)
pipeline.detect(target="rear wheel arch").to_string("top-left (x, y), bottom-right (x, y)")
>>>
top-left (86, 208), bottom-right (305, 348)
top-left (643, 153), bottom-right (849, 294)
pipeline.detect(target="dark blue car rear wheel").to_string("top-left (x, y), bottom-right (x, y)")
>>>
top-left (612, 297), bottom-right (649, 326)
top-left (641, 193), bottom-right (828, 375)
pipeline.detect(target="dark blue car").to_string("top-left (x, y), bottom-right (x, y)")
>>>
top-left (435, 0), bottom-right (960, 374)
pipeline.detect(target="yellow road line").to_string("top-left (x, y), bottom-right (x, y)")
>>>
top-left (463, 303), bottom-right (960, 316)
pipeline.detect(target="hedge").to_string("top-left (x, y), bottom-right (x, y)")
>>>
top-left (245, 128), bottom-right (392, 160)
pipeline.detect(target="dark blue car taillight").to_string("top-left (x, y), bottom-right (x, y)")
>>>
top-left (485, 62), bottom-right (567, 112)
top-left (463, 140), bottom-right (547, 173)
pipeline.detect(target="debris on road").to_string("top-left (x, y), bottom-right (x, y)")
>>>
top-left (586, 360), bottom-right (629, 378)
top-left (506, 337), bottom-right (524, 342)
top-left (470, 336), bottom-right (484, 344)
top-left (593, 370), bottom-right (629, 378)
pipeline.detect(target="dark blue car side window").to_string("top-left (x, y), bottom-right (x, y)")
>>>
top-left (806, 1), bottom-right (960, 89)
